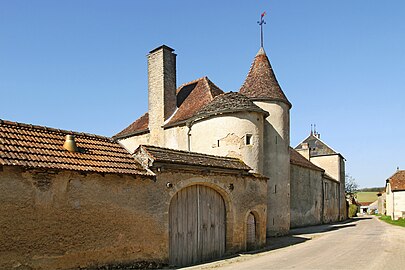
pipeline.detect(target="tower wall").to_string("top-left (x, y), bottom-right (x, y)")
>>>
top-left (254, 100), bottom-right (290, 236)
top-left (189, 112), bottom-right (265, 174)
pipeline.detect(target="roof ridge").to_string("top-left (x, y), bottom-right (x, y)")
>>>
top-left (176, 76), bottom-right (207, 92)
top-left (140, 144), bottom-right (246, 162)
top-left (0, 119), bottom-right (112, 142)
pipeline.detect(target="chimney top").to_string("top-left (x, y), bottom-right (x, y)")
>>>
top-left (63, 135), bottom-right (79, 153)
top-left (149, 45), bottom-right (175, 54)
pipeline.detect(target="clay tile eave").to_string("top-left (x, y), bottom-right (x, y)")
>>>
top-left (165, 77), bottom-right (224, 127)
top-left (0, 119), bottom-right (150, 176)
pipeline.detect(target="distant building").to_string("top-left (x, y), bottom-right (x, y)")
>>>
top-left (294, 130), bottom-right (347, 220)
top-left (377, 192), bottom-right (386, 215)
top-left (385, 170), bottom-right (405, 220)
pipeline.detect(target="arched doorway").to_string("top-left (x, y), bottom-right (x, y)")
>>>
top-left (169, 185), bottom-right (226, 266)
top-left (246, 212), bottom-right (256, 250)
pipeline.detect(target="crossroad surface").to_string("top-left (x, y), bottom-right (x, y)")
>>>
top-left (183, 216), bottom-right (405, 270)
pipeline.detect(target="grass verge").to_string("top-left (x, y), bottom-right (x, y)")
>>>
top-left (379, 215), bottom-right (405, 227)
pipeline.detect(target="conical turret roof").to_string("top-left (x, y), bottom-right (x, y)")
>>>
top-left (239, 47), bottom-right (291, 108)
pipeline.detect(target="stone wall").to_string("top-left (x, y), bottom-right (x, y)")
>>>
top-left (290, 164), bottom-right (341, 228)
top-left (119, 132), bottom-right (150, 153)
top-left (310, 154), bottom-right (346, 220)
top-left (290, 164), bottom-right (322, 228)
top-left (0, 165), bottom-right (267, 269)
top-left (322, 177), bottom-right (340, 224)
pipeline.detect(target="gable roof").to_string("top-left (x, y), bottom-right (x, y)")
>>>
top-left (387, 170), bottom-right (405, 191)
top-left (290, 147), bottom-right (324, 172)
top-left (0, 119), bottom-right (150, 176)
top-left (114, 77), bottom-right (224, 138)
top-left (165, 76), bottom-right (224, 127)
top-left (239, 47), bottom-right (291, 108)
top-left (114, 113), bottom-right (149, 139)
top-left (192, 92), bottom-right (269, 121)
top-left (135, 145), bottom-right (252, 172)
top-left (295, 134), bottom-right (341, 157)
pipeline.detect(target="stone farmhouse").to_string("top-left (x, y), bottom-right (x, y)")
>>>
top-left (0, 44), bottom-right (346, 269)
top-left (385, 170), bottom-right (405, 220)
top-left (114, 45), bottom-right (347, 232)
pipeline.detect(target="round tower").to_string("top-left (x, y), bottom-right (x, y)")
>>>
top-left (240, 47), bottom-right (292, 236)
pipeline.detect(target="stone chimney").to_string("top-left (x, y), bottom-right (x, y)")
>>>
top-left (147, 45), bottom-right (177, 145)
top-left (296, 143), bottom-right (310, 160)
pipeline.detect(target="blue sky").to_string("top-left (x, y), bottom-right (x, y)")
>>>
top-left (1, 0), bottom-right (404, 188)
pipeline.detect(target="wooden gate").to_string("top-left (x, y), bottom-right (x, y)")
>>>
top-left (246, 212), bottom-right (256, 250)
top-left (169, 185), bottom-right (226, 266)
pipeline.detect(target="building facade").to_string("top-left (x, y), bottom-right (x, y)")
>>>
top-left (115, 45), bottom-right (347, 235)
top-left (385, 170), bottom-right (405, 220)
top-left (0, 43), bottom-right (347, 269)
top-left (0, 120), bottom-right (267, 269)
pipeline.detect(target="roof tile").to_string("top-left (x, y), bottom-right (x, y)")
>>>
top-left (388, 170), bottom-right (405, 191)
top-left (0, 119), bottom-right (150, 176)
top-left (290, 147), bottom-right (324, 172)
top-left (193, 92), bottom-right (268, 120)
top-left (165, 77), bottom-right (224, 126)
top-left (137, 145), bottom-right (251, 172)
top-left (240, 48), bottom-right (291, 107)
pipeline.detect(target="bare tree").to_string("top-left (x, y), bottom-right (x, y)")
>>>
top-left (345, 174), bottom-right (359, 202)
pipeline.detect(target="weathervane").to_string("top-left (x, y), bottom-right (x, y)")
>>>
top-left (258, 11), bottom-right (266, 48)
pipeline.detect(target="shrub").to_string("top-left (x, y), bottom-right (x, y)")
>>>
top-left (348, 204), bottom-right (358, 218)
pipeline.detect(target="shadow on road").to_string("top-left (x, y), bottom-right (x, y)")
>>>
top-left (174, 218), bottom-right (371, 269)
top-left (287, 217), bottom-right (370, 236)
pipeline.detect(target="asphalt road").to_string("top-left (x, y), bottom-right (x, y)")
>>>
top-left (183, 216), bottom-right (405, 270)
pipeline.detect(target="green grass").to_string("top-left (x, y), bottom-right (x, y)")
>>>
top-left (356, 192), bottom-right (378, 203)
top-left (379, 215), bottom-right (405, 227)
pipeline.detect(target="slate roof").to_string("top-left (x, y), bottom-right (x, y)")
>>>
top-left (290, 147), bottom-right (324, 172)
top-left (0, 119), bottom-right (150, 176)
top-left (114, 113), bottom-right (149, 139)
top-left (295, 134), bottom-right (340, 157)
top-left (387, 170), bottom-right (405, 191)
top-left (192, 92), bottom-right (269, 120)
top-left (137, 145), bottom-right (252, 172)
top-left (165, 77), bottom-right (224, 126)
top-left (239, 47), bottom-right (291, 108)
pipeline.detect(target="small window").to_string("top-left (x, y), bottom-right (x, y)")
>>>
top-left (246, 134), bottom-right (253, 145)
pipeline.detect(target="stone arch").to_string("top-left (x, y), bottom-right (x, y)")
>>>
top-left (245, 210), bottom-right (260, 251)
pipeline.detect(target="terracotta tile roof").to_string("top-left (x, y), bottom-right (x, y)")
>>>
top-left (114, 77), bottom-right (224, 137)
top-left (358, 202), bottom-right (373, 206)
top-left (387, 170), bottom-right (405, 191)
top-left (0, 119), bottom-right (150, 176)
top-left (136, 145), bottom-right (251, 172)
top-left (114, 113), bottom-right (149, 139)
top-left (290, 147), bottom-right (324, 172)
top-left (239, 47), bottom-right (291, 108)
top-left (165, 76), bottom-right (224, 127)
top-left (192, 92), bottom-right (269, 120)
